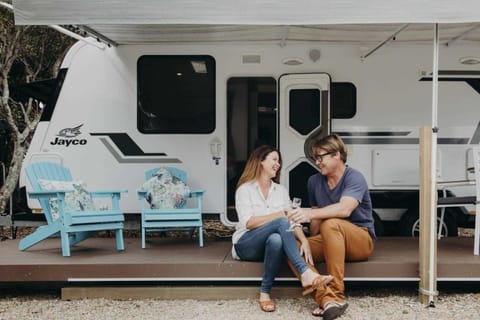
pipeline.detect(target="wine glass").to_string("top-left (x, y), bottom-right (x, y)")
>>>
top-left (286, 197), bottom-right (302, 232)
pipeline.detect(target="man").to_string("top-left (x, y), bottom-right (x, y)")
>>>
top-left (289, 134), bottom-right (376, 319)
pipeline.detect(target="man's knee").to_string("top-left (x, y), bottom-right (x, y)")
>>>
top-left (319, 218), bottom-right (342, 233)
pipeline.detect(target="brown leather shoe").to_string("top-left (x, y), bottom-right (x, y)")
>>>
top-left (322, 301), bottom-right (348, 320)
top-left (259, 300), bottom-right (276, 312)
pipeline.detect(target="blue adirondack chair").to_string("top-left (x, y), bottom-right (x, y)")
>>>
top-left (19, 162), bottom-right (126, 257)
top-left (137, 167), bottom-right (205, 248)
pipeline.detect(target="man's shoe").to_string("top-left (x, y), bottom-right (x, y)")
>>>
top-left (322, 301), bottom-right (348, 320)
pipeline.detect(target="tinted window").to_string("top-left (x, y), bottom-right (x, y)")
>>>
top-left (137, 55), bottom-right (215, 134)
top-left (330, 82), bottom-right (356, 119)
top-left (289, 89), bottom-right (320, 135)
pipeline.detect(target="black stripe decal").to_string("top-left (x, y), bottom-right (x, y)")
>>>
top-left (335, 131), bottom-right (410, 136)
top-left (471, 121), bottom-right (480, 144)
top-left (91, 133), bottom-right (166, 156)
top-left (99, 138), bottom-right (181, 164)
top-left (342, 138), bottom-right (469, 144)
top-left (419, 77), bottom-right (480, 94)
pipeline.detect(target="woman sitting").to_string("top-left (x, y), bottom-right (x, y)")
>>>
top-left (231, 145), bottom-right (333, 312)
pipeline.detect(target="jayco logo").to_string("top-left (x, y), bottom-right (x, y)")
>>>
top-left (50, 124), bottom-right (87, 146)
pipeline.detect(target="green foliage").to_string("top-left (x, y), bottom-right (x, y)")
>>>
top-left (0, 3), bottom-right (74, 185)
top-left (0, 5), bottom-right (74, 86)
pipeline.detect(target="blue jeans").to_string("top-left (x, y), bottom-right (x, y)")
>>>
top-left (234, 217), bottom-right (309, 293)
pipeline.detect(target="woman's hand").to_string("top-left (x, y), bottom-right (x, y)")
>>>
top-left (300, 240), bottom-right (313, 265)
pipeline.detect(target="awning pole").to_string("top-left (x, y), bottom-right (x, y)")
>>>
top-left (361, 24), bottom-right (410, 60)
top-left (429, 22), bottom-right (440, 305)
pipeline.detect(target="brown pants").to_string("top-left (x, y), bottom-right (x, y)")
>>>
top-left (290, 218), bottom-right (374, 307)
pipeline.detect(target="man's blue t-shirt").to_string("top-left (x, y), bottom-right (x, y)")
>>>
top-left (307, 166), bottom-right (376, 240)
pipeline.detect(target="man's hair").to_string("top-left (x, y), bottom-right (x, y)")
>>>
top-left (312, 134), bottom-right (347, 163)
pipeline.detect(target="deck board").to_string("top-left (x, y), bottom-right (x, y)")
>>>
top-left (1, 236), bottom-right (480, 282)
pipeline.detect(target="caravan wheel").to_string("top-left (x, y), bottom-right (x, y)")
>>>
top-left (398, 208), bottom-right (458, 237)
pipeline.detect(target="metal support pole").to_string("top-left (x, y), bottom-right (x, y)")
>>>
top-left (419, 23), bottom-right (440, 306)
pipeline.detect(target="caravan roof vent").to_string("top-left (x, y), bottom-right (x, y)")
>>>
top-left (282, 57), bottom-right (304, 65)
top-left (242, 55), bottom-right (261, 64)
top-left (459, 56), bottom-right (480, 65)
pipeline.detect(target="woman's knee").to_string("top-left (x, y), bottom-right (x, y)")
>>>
top-left (266, 233), bottom-right (283, 251)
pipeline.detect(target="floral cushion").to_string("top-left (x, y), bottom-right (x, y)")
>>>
top-left (140, 167), bottom-right (191, 209)
top-left (37, 179), bottom-right (96, 221)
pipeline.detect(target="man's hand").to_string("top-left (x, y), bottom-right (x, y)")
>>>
top-left (288, 208), bottom-right (312, 224)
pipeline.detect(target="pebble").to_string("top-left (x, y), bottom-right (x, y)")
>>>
top-left (0, 288), bottom-right (479, 319)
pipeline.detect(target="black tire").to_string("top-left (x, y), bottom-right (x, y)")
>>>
top-left (399, 208), bottom-right (458, 237)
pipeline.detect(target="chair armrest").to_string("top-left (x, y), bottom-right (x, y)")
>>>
top-left (137, 190), bottom-right (147, 199)
top-left (189, 189), bottom-right (205, 197)
top-left (28, 190), bottom-right (75, 199)
top-left (437, 180), bottom-right (475, 188)
top-left (90, 190), bottom-right (128, 198)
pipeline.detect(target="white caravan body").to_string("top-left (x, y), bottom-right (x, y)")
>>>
top-left (22, 40), bottom-right (480, 232)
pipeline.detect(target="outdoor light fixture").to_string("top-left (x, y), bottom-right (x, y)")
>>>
top-left (210, 137), bottom-right (222, 165)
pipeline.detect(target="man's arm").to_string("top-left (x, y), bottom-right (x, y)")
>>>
top-left (290, 195), bottom-right (359, 224)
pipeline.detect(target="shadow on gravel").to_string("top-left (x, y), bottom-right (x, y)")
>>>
top-left (1, 280), bottom-right (479, 300)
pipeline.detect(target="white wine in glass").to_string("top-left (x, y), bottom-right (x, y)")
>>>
top-left (286, 197), bottom-right (302, 232)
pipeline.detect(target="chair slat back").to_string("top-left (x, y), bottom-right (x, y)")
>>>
top-left (25, 162), bottom-right (73, 224)
top-left (474, 146), bottom-right (480, 200)
top-left (145, 167), bottom-right (187, 183)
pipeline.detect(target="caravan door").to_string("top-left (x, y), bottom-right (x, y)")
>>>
top-left (279, 73), bottom-right (331, 201)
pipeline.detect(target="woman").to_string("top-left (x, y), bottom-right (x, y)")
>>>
top-left (231, 145), bottom-right (333, 312)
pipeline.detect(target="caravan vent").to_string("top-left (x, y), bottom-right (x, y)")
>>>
top-left (242, 55), bottom-right (261, 64)
top-left (459, 56), bottom-right (480, 65)
top-left (282, 57), bottom-right (304, 65)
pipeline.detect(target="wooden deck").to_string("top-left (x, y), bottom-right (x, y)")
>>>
top-left (1, 236), bottom-right (480, 283)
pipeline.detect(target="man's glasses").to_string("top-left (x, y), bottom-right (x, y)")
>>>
top-left (313, 151), bottom-right (334, 162)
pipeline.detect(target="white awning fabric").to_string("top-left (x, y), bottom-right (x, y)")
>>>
top-left (12, 0), bottom-right (480, 25)
top-left (11, 0), bottom-right (480, 46)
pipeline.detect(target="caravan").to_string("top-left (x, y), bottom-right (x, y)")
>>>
top-left (22, 37), bottom-right (480, 236)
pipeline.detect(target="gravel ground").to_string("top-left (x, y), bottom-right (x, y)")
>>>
top-left (1, 288), bottom-right (479, 320)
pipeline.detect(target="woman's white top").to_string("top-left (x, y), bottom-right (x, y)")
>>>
top-left (231, 180), bottom-right (291, 260)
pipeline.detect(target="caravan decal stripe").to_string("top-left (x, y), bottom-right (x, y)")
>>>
top-left (342, 138), bottom-right (469, 145)
top-left (99, 138), bottom-right (181, 164)
top-left (335, 131), bottom-right (410, 136)
top-left (471, 121), bottom-right (480, 144)
top-left (91, 133), bottom-right (166, 156)
top-left (419, 77), bottom-right (480, 94)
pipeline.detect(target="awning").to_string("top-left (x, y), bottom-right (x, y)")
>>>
top-left (11, 0), bottom-right (480, 46)
top-left (12, 0), bottom-right (480, 25)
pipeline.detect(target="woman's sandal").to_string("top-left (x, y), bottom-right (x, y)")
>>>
top-left (311, 306), bottom-right (324, 317)
top-left (259, 300), bottom-right (276, 312)
top-left (302, 274), bottom-right (334, 296)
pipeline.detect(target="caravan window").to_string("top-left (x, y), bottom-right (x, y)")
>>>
top-left (137, 55), bottom-right (215, 134)
top-left (289, 89), bottom-right (321, 135)
top-left (330, 82), bottom-right (356, 119)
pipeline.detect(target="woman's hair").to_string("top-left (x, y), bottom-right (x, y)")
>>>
top-left (312, 134), bottom-right (348, 163)
top-left (237, 145), bottom-right (281, 189)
